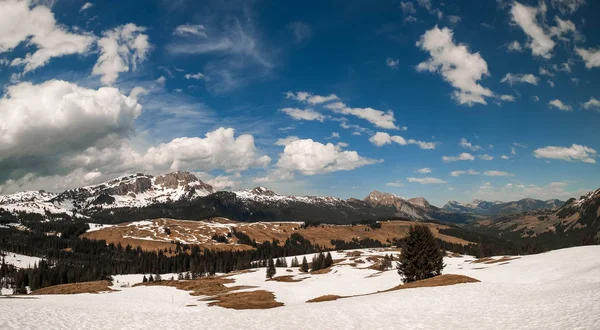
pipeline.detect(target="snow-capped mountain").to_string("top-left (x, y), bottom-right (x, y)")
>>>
top-left (0, 172), bottom-right (214, 217)
top-left (443, 198), bottom-right (565, 216)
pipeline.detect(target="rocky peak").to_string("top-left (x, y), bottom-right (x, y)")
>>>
top-left (154, 172), bottom-right (213, 193)
top-left (250, 187), bottom-right (277, 196)
top-left (408, 197), bottom-right (430, 208)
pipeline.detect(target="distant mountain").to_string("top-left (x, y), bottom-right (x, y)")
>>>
top-left (443, 198), bottom-right (565, 217)
top-left (472, 189), bottom-right (600, 245)
top-left (0, 172), bottom-right (473, 225)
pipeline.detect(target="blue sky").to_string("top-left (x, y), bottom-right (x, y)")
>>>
top-left (0, 0), bottom-right (599, 206)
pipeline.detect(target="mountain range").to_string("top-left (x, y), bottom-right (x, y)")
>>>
top-left (0, 172), bottom-right (581, 225)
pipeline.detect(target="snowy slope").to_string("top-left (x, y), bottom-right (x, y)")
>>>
top-left (1, 246), bottom-right (599, 329)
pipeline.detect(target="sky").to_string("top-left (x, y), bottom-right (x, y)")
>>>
top-left (0, 0), bottom-right (599, 206)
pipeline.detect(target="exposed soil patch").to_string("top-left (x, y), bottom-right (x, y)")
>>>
top-left (270, 275), bottom-right (303, 282)
top-left (207, 290), bottom-right (284, 310)
top-left (311, 267), bottom-right (333, 275)
top-left (134, 277), bottom-right (254, 296)
top-left (31, 280), bottom-right (114, 295)
top-left (307, 295), bottom-right (341, 303)
top-left (484, 256), bottom-right (520, 264)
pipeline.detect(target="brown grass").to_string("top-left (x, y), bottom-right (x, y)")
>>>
top-left (81, 218), bottom-right (474, 252)
top-left (311, 267), bottom-right (333, 275)
top-left (207, 290), bottom-right (284, 310)
top-left (134, 277), bottom-right (254, 296)
top-left (307, 295), bottom-right (341, 303)
top-left (305, 274), bottom-right (479, 303)
top-left (31, 280), bottom-right (114, 295)
top-left (270, 275), bottom-right (303, 282)
top-left (484, 256), bottom-right (520, 264)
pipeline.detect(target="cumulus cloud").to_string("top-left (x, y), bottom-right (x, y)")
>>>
top-left (173, 24), bottom-right (207, 37)
top-left (484, 170), bottom-right (514, 177)
top-left (417, 168), bottom-right (432, 174)
top-left (325, 102), bottom-right (399, 129)
top-left (369, 132), bottom-right (437, 149)
top-left (533, 144), bottom-right (596, 163)
top-left (451, 169), bottom-right (479, 177)
top-left (501, 155), bottom-right (510, 159)
top-left (280, 108), bottom-right (326, 122)
top-left (142, 128), bottom-right (270, 172)
top-left (407, 177), bottom-right (448, 184)
top-left (500, 73), bottom-right (539, 85)
top-left (442, 153), bottom-right (475, 162)
top-left (0, 0), bottom-right (95, 74)
top-left (80, 2), bottom-right (93, 12)
top-left (548, 99), bottom-right (572, 111)
top-left (93, 23), bottom-right (151, 85)
top-left (539, 67), bottom-right (555, 77)
top-left (416, 26), bottom-right (493, 106)
top-left (386, 58), bottom-right (399, 69)
top-left (459, 138), bottom-right (482, 151)
top-left (274, 136), bottom-right (300, 146)
top-left (550, 0), bottom-right (586, 15)
top-left (479, 154), bottom-right (494, 161)
top-left (499, 95), bottom-right (516, 102)
top-left (576, 47), bottom-right (600, 69)
top-left (583, 97), bottom-right (600, 111)
top-left (510, 2), bottom-right (555, 58)
top-left (274, 139), bottom-right (380, 176)
top-left (185, 72), bottom-right (204, 80)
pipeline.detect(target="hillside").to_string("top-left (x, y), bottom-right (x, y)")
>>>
top-left (1, 246), bottom-right (599, 329)
top-left (80, 218), bottom-right (473, 252)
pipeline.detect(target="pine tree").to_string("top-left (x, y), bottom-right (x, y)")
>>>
top-left (300, 257), bottom-right (309, 272)
top-left (178, 272), bottom-right (184, 280)
top-left (148, 274), bottom-right (154, 282)
top-left (324, 252), bottom-right (333, 268)
top-left (397, 225), bottom-right (445, 283)
top-left (142, 275), bottom-right (148, 283)
top-left (266, 258), bottom-right (276, 279)
top-left (291, 257), bottom-right (299, 267)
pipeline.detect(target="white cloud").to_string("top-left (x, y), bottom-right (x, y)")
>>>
top-left (407, 177), bottom-right (448, 184)
top-left (326, 102), bottom-right (399, 129)
top-left (285, 92), bottom-right (339, 105)
top-left (550, 0), bottom-right (586, 15)
top-left (501, 155), bottom-right (510, 159)
top-left (510, 2), bottom-right (555, 59)
top-left (532, 96), bottom-right (540, 102)
top-left (369, 132), bottom-right (437, 149)
top-left (155, 76), bottom-right (166, 86)
top-left (280, 108), bottom-right (326, 122)
top-left (417, 168), bottom-right (432, 174)
top-left (386, 180), bottom-right (404, 187)
top-left (576, 47), bottom-right (600, 69)
top-left (274, 136), bottom-right (299, 146)
top-left (459, 138), bottom-right (482, 151)
top-left (442, 153), bottom-right (475, 162)
top-left (583, 97), bottom-right (600, 111)
top-left (416, 26), bottom-right (493, 105)
top-left (142, 128), bottom-right (270, 172)
top-left (173, 24), bottom-right (207, 38)
top-left (484, 170), bottom-right (514, 177)
top-left (479, 154), bottom-right (494, 161)
top-left (386, 58), bottom-right (399, 69)
top-left (0, 0), bottom-right (96, 74)
top-left (534, 144), bottom-right (596, 163)
top-left (274, 139), bottom-right (380, 176)
top-left (93, 23), bottom-right (151, 85)
top-left (288, 21), bottom-right (312, 44)
top-left (500, 73), bottom-right (539, 85)
top-left (539, 67), bottom-right (555, 77)
top-left (451, 169), bottom-right (479, 177)
top-left (0, 80), bottom-right (141, 162)
top-left (500, 95), bottom-right (516, 102)
top-left (507, 40), bottom-right (523, 52)
top-left (447, 15), bottom-right (461, 24)
top-left (326, 132), bottom-right (340, 139)
top-left (474, 180), bottom-right (591, 202)
top-left (548, 99), bottom-right (572, 111)
top-left (80, 2), bottom-right (93, 12)
top-left (185, 72), bottom-right (204, 80)
top-left (547, 80), bottom-right (555, 88)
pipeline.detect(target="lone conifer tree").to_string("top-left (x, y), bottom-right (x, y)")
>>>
top-left (397, 225), bottom-right (444, 283)
top-left (266, 258), bottom-right (276, 279)
top-left (300, 256), bottom-right (309, 272)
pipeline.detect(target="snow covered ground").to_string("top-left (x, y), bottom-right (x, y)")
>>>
top-left (1, 252), bottom-right (43, 269)
top-left (1, 246), bottom-right (599, 329)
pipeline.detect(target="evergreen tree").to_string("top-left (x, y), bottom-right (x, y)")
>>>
top-left (184, 272), bottom-right (191, 280)
top-left (155, 273), bottom-right (162, 281)
top-left (291, 257), bottom-right (299, 267)
top-left (324, 252), bottom-right (333, 268)
top-left (177, 272), bottom-right (184, 280)
top-left (397, 225), bottom-right (445, 283)
top-left (266, 258), bottom-right (276, 279)
top-left (300, 257), bottom-right (309, 272)
top-left (142, 275), bottom-right (148, 283)
top-left (148, 274), bottom-right (154, 282)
